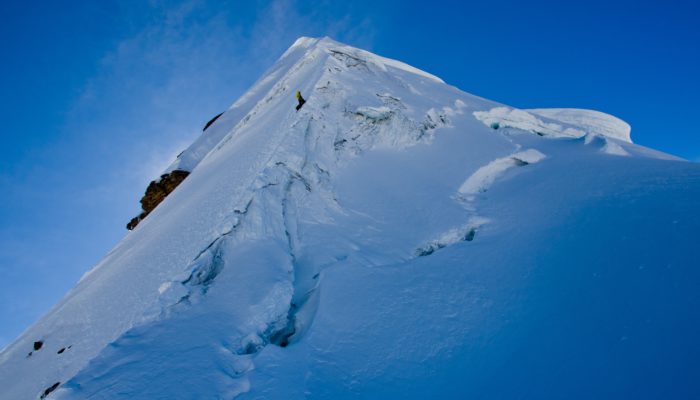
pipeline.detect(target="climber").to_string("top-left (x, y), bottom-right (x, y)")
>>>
top-left (295, 90), bottom-right (306, 111)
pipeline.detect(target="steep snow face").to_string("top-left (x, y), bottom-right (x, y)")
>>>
top-left (165, 37), bottom-right (444, 174)
top-left (2, 37), bottom-right (699, 400)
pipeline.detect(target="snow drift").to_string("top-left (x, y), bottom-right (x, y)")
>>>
top-left (1, 37), bottom-right (699, 400)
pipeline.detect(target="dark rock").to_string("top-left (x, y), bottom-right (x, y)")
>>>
top-left (126, 216), bottom-right (140, 231)
top-left (463, 228), bottom-right (476, 241)
top-left (57, 347), bottom-right (65, 354)
top-left (127, 170), bottom-right (190, 230)
top-left (40, 382), bottom-right (60, 399)
top-left (33, 341), bottom-right (43, 351)
top-left (203, 112), bottom-right (223, 131)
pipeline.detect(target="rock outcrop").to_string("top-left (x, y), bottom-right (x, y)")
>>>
top-left (203, 112), bottom-right (223, 131)
top-left (127, 170), bottom-right (190, 230)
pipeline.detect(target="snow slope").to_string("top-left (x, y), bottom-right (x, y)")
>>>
top-left (1, 37), bottom-right (699, 399)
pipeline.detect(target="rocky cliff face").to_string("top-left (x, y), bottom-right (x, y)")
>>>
top-left (127, 170), bottom-right (190, 230)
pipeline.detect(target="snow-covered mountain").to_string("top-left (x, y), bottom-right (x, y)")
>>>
top-left (2, 37), bottom-right (699, 399)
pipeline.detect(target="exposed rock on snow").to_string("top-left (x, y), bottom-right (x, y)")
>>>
top-left (203, 112), bottom-right (224, 131)
top-left (40, 382), bottom-right (60, 399)
top-left (126, 169), bottom-right (190, 230)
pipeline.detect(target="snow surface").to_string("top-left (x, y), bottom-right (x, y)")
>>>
top-left (457, 149), bottom-right (546, 197)
top-left (2, 36), bottom-right (700, 400)
top-left (528, 108), bottom-right (632, 143)
top-left (474, 106), bottom-right (632, 143)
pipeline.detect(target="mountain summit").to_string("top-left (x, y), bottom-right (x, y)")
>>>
top-left (2, 37), bottom-right (699, 399)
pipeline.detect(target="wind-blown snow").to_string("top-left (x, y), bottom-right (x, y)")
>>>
top-left (528, 108), bottom-right (632, 143)
top-left (1, 36), bottom-right (699, 400)
top-left (474, 106), bottom-right (583, 137)
top-left (583, 132), bottom-right (630, 156)
top-left (473, 106), bottom-right (632, 143)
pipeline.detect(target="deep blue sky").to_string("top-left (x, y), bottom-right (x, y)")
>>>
top-left (1, 0), bottom-right (698, 347)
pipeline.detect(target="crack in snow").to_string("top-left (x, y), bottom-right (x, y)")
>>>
top-left (417, 149), bottom-right (546, 258)
top-left (458, 149), bottom-right (546, 200)
top-left (415, 217), bottom-right (489, 257)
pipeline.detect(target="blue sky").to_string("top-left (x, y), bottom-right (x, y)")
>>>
top-left (0, 0), bottom-right (698, 347)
